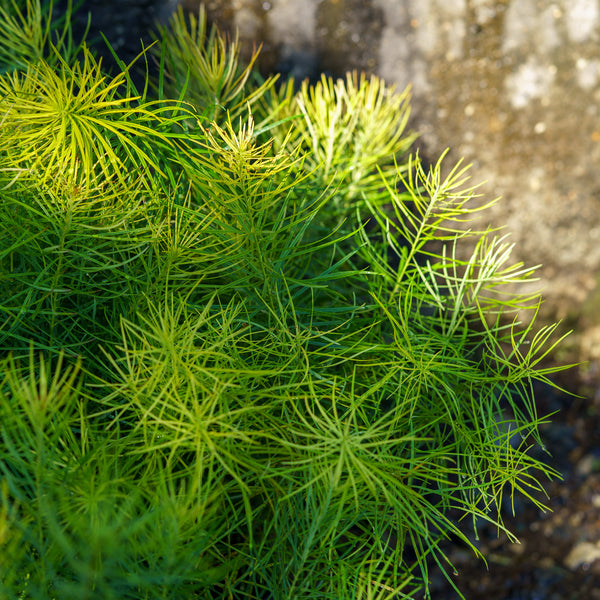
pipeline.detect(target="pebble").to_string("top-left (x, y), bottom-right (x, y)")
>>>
top-left (576, 453), bottom-right (600, 477)
top-left (563, 541), bottom-right (600, 570)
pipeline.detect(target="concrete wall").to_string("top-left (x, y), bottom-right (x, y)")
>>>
top-left (180, 0), bottom-right (600, 362)
top-left (71, 0), bottom-right (600, 361)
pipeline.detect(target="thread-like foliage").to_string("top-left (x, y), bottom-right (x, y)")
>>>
top-left (0, 2), bottom-right (572, 599)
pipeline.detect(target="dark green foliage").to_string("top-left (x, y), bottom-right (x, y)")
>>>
top-left (0, 2), bottom-right (572, 599)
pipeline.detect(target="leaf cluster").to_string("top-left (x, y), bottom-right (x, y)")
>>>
top-left (0, 2), bottom-right (572, 599)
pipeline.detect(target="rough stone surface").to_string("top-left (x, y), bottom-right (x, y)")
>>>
top-left (63, 0), bottom-right (600, 362)
top-left (172, 0), bottom-right (600, 366)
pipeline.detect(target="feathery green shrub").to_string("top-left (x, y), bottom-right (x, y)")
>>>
top-left (0, 2), bottom-right (571, 598)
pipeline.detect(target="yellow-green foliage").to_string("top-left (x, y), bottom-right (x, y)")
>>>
top-left (0, 2), bottom-right (571, 599)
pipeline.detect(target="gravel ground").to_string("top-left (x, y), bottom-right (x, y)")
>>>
top-left (425, 369), bottom-right (600, 599)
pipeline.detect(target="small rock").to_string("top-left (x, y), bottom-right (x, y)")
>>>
top-left (564, 541), bottom-right (600, 570)
top-left (576, 453), bottom-right (600, 477)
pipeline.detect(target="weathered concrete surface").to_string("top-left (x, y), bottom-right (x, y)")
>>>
top-left (180, 0), bottom-right (600, 363)
top-left (68, 0), bottom-right (600, 362)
